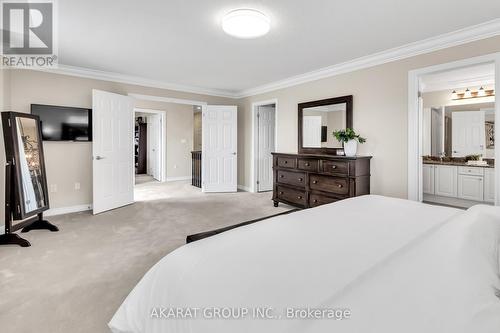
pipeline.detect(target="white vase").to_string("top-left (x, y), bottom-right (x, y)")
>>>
top-left (344, 140), bottom-right (357, 157)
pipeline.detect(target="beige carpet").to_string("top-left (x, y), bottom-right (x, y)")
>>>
top-left (0, 181), bottom-right (291, 333)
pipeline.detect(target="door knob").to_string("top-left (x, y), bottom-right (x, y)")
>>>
top-left (95, 156), bottom-right (105, 160)
top-left (232, 152), bottom-right (237, 155)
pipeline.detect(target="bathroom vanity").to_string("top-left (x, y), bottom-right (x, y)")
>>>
top-left (423, 160), bottom-right (495, 207)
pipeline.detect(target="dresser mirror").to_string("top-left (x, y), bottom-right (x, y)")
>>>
top-left (298, 95), bottom-right (353, 154)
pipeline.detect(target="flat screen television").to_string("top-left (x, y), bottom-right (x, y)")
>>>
top-left (31, 104), bottom-right (92, 141)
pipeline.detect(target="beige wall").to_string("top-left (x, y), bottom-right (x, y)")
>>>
top-left (237, 36), bottom-right (500, 199)
top-left (3, 70), bottom-right (232, 211)
top-left (135, 101), bottom-right (195, 179)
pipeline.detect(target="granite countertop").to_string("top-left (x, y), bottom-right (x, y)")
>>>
top-left (423, 160), bottom-right (494, 168)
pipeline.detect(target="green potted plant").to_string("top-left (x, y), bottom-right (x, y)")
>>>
top-left (332, 128), bottom-right (366, 157)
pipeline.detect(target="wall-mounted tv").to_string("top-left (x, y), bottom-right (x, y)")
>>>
top-left (31, 104), bottom-right (92, 141)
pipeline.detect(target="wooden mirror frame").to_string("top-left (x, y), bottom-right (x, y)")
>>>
top-left (298, 95), bottom-right (353, 155)
top-left (2, 112), bottom-right (50, 220)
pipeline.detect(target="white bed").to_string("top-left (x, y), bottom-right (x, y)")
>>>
top-left (109, 195), bottom-right (500, 333)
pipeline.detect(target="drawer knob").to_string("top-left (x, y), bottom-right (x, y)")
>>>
top-left (312, 180), bottom-right (318, 184)
top-left (305, 162), bottom-right (310, 166)
top-left (279, 191), bottom-right (284, 195)
top-left (297, 196), bottom-right (302, 199)
top-left (298, 178), bottom-right (303, 182)
top-left (284, 161), bottom-right (288, 164)
top-left (313, 199), bottom-right (318, 203)
top-left (337, 184), bottom-right (343, 188)
top-left (332, 165), bottom-right (337, 169)
top-left (280, 175), bottom-right (284, 178)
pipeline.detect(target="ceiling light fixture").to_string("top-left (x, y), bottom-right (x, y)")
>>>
top-left (222, 9), bottom-right (270, 39)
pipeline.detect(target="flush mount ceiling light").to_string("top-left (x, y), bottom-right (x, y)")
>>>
top-left (222, 9), bottom-right (270, 39)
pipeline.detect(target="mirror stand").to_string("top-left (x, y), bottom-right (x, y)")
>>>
top-left (0, 161), bottom-right (57, 248)
top-left (21, 213), bottom-right (59, 233)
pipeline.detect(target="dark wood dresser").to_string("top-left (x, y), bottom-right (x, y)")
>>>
top-left (272, 153), bottom-right (371, 208)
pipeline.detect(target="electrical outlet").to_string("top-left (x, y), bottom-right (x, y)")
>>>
top-left (50, 184), bottom-right (57, 193)
top-left (74, 182), bottom-right (81, 190)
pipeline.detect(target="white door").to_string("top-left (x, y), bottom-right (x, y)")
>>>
top-left (303, 116), bottom-right (322, 147)
top-left (452, 111), bottom-right (486, 157)
top-left (148, 114), bottom-right (161, 181)
top-left (257, 105), bottom-right (275, 192)
top-left (422, 164), bottom-right (435, 195)
top-left (434, 165), bottom-right (458, 197)
top-left (92, 90), bottom-right (135, 214)
top-left (202, 105), bottom-right (237, 192)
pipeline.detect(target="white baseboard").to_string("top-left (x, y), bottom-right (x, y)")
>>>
top-left (166, 176), bottom-right (192, 182)
top-left (45, 204), bottom-right (92, 216)
top-left (237, 185), bottom-right (252, 192)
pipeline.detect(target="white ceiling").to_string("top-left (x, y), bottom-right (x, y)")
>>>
top-left (421, 63), bottom-right (495, 92)
top-left (58, 0), bottom-right (500, 95)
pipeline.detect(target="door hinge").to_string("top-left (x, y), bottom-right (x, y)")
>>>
top-left (256, 180), bottom-right (260, 185)
top-left (257, 112), bottom-right (260, 118)
top-left (7, 119), bottom-right (11, 127)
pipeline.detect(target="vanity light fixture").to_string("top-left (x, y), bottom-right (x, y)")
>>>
top-left (478, 86), bottom-right (486, 97)
top-left (222, 9), bottom-right (270, 39)
top-left (451, 87), bottom-right (495, 100)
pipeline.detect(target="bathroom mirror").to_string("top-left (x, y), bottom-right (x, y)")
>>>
top-left (2, 112), bottom-right (49, 219)
top-left (423, 102), bottom-right (495, 158)
top-left (298, 95), bottom-right (353, 154)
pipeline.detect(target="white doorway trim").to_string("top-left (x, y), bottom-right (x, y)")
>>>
top-left (251, 99), bottom-right (278, 193)
top-left (134, 108), bottom-right (166, 183)
top-left (408, 52), bottom-right (500, 206)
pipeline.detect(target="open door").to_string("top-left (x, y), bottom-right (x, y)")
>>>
top-left (92, 90), bottom-right (135, 214)
top-left (148, 114), bottom-right (161, 181)
top-left (202, 105), bottom-right (237, 192)
top-left (257, 105), bottom-right (275, 192)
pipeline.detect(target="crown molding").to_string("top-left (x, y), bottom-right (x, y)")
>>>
top-left (235, 19), bottom-right (500, 98)
top-left (27, 19), bottom-right (500, 100)
top-left (32, 64), bottom-right (237, 99)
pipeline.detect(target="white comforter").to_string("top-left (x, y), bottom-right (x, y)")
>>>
top-left (109, 195), bottom-right (500, 333)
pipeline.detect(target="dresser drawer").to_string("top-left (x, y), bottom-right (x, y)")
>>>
top-left (309, 174), bottom-right (349, 195)
top-left (276, 156), bottom-right (296, 169)
top-left (309, 193), bottom-right (342, 207)
top-left (298, 159), bottom-right (318, 172)
top-left (277, 170), bottom-right (306, 187)
top-left (321, 160), bottom-right (349, 175)
top-left (276, 186), bottom-right (307, 206)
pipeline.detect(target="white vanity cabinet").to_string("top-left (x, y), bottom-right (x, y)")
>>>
top-left (423, 163), bottom-right (495, 206)
top-left (484, 168), bottom-right (495, 203)
top-left (457, 167), bottom-right (485, 201)
top-left (434, 165), bottom-right (458, 197)
top-left (422, 164), bottom-right (435, 195)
